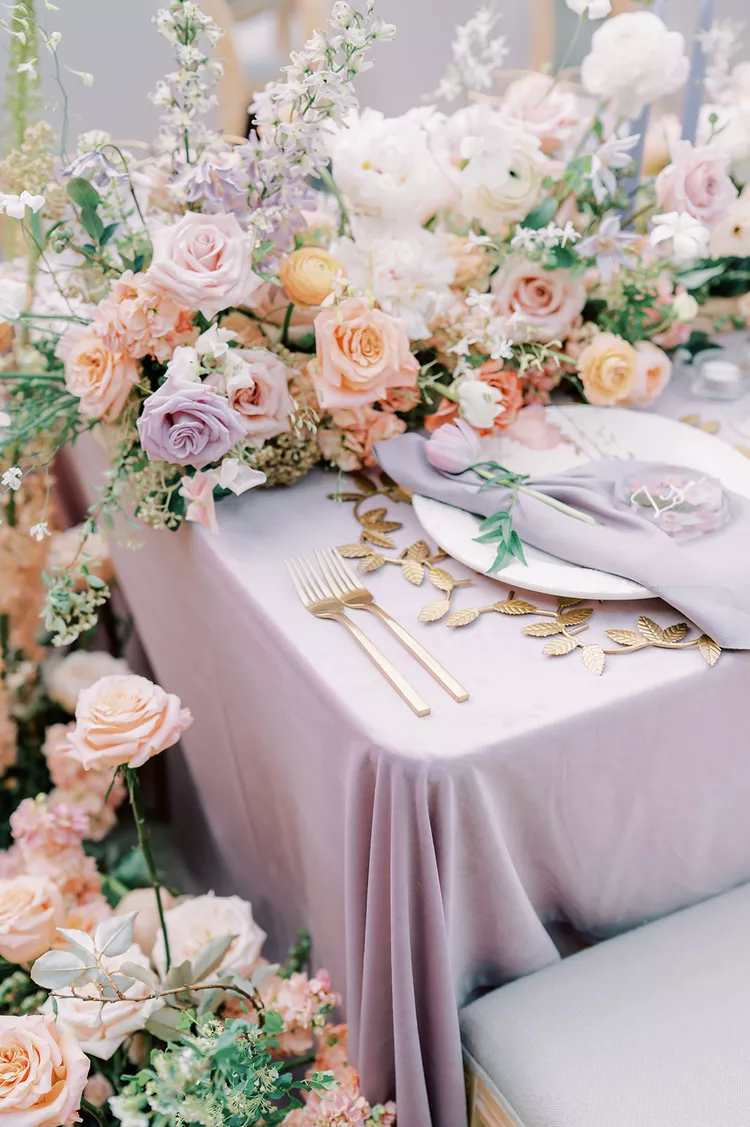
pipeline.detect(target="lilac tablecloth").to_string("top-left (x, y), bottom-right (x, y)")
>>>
top-left (64, 368), bottom-right (750, 1127)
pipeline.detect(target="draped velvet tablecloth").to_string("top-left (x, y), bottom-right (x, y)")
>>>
top-left (64, 374), bottom-right (750, 1127)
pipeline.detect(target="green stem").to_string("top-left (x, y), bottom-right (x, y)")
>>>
top-left (124, 767), bottom-right (171, 972)
top-left (422, 377), bottom-right (459, 403)
top-left (80, 1098), bottom-right (106, 1127)
top-left (473, 465), bottom-right (596, 525)
top-left (554, 12), bottom-right (585, 80)
top-left (319, 166), bottom-right (350, 237)
top-left (0, 617), bottom-right (9, 679)
top-left (281, 302), bottom-right (294, 349)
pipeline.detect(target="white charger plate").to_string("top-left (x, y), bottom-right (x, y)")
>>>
top-left (411, 405), bottom-right (750, 601)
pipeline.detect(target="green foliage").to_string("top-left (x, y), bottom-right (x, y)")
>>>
top-left (521, 196), bottom-right (557, 231)
top-left (279, 929), bottom-right (311, 979)
top-left (474, 509), bottom-right (527, 573)
top-left (3, 1), bottom-right (41, 152)
top-left (0, 966), bottom-right (47, 1014)
top-left (115, 1014), bottom-right (335, 1127)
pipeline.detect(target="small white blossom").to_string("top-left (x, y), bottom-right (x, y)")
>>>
top-left (650, 212), bottom-right (711, 262)
top-left (0, 190), bottom-right (45, 219)
top-left (435, 6), bottom-right (508, 102)
top-left (2, 467), bottom-right (22, 491)
top-left (44, 31), bottom-right (61, 52)
top-left (16, 57), bottom-right (37, 78)
top-left (29, 521), bottom-right (50, 542)
top-left (64, 67), bottom-right (93, 86)
top-left (566, 0), bottom-right (611, 18)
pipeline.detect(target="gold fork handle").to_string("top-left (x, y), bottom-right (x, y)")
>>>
top-left (332, 613), bottom-right (431, 718)
top-left (363, 605), bottom-right (469, 703)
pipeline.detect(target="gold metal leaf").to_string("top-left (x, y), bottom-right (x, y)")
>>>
top-left (429, 567), bottom-right (455, 593)
top-left (418, 599), bottom-right (451, 623)
top-left (557, 597), bottom-right (583, 611)
top-left (637, 616), bottom-right (665, 644)
top-left (680, 414), bottom-right (701, 427)
top-left (358, 554), bottom-right (386, 573)
top-left (361, 507), bottom-right (387, 526)
top-left (542, 636), bottom-right (577, 656)
top-left (338, 544), bottom-right (372, 559)
top-left (365, 520), bottom-right (402, 534)
top-left (697, 634), bottom-right (721, 666)
top-left (699, 420), bottom-right (720, 435)
top-left (522, 622), bottom-right (564, 637)
top-left (447, 607), bottom-right (480, 628)
top-left (401, 559), bottom-right (425, 586)
top-left (352, 473), bottom-right (377, 494)
top-left (329, 492), bottom-right (366, 502)
top-left (388, 485), bottom-right (413, 504)
top-left (493, 599), bottom-right (538, 615)
top-left (663, 623), bottom-right (689, 643)
top-left (558, 607), bottom-right (593, 626)
top-left (736, 445), bottom-right (750, 459)
top-left (407, 541), bottom-right (431, 561)
top-left (362, 529), bottom-right (396, 549)
top-left (605, 629), bottom-right (642, 647)
top-left (581, 644), bottom-right (606, 676)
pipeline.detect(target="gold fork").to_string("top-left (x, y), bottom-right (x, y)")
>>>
top-left (316, 547), bottom-right (469, 704)
top-left (286, 555), bottom-right (431, 718)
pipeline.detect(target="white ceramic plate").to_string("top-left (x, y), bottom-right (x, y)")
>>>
top-left (411, 405), bottom-right (750, 601)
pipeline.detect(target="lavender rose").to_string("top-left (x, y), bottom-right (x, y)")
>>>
top-left (137, 374), bottom-right (246, 468)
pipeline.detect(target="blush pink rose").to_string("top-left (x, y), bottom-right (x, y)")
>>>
top-left (0, 875), bottom-right (63, 963)
top-left (505, 403), bottom-right (562, 449)
top-left (226, 349), bottom-right (292, 440)
top-left (147, 212), bottom-right (261, 319)
top-left (57, 327), bottom-right (139, 422)
top-left (501, 73), bottom-right (579, 154)
top-left (93, 271), bottom-right (197, 362)
top-left (0, 1015), bottom-right (89, 1127)
top-left (656, 140), bottom-right (738, 228)
top-left (491, 261), bottom-right (586, 343)
top-left (625, 341), bottom-right (673, 405)
top-left (312, 298), bottom-right (419, 410)
top-left (68, 674), bottom-right (193, 772)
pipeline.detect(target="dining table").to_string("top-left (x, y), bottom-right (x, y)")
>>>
top-left (62, 355), bottom-right (750, 1127)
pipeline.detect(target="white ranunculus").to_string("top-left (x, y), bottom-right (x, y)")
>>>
top-left (567, 0), bottom-right (611, 17)
top-left (43, 651), bottom-right (131, 714)
top-left (151, 892), bottom-right (267, 981)
top-left (331, 225), bottom-right (456, 340)
top-left (45, 944), bottom-right (159, 1060)
top-left (0, 277), bottom-right (27, 321)
top-left (581, 12), bottom-right (689, 116)
top-left (326, 107), bottom-right (456, 225)
top-left (458, 381), bottom-right (505, 429)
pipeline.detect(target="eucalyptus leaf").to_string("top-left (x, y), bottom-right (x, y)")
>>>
top-left (67, 176), bottom-right (101, 211)
top-left (120, 960), bottom-right (157, 987)
top-left (94, 911), bottom-right (136, 958)
top-left (30, 949), bottom-right (89, 990)
top-left (56, 927), bottom-right (96, 954)
top-left (145, 1006), bottom-right (184, 1042)
top-left (165, 959), bottom-right (194, 991)
top-left (191, 934), bottom-right (235, 982)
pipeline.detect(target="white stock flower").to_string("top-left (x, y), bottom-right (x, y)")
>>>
top-left (44, 944), bottom-right (160, 1060)
top-left (567, 0), bottom-right (611, 17)
top-left (326, 107), bottom-right (456, 225)
top-left (195, 323), bottom-right (237, 361)
top-left (650, 212), bottom-right (710, 262)
top-left (331, 225), bottom-right (456, 340)
top-left (151, 892), bottom-right (267, 981)
top-left (581, 12), bottom-right (689, 116)
top-left (458, 380), bottom-right (505, 429)
top-left (43, 650), bottom-right (131, 714)
top-left (166, 345), bottom-right (202, 382)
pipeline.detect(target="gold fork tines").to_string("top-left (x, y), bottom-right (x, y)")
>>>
top-left (286, 555), bottom-right (431, 718)
top-left (316, 547), bottom-right (469, 704)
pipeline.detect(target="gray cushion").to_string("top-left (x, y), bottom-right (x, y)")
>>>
top-left (461, 883), bottom-right (750, 1127)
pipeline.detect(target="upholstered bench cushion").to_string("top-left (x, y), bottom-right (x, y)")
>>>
top-left (460, 883), bottom-right (750, 1127)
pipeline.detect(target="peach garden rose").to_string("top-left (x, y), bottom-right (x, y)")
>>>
top-left (0, 1014), bottom-right (89, 1127)
top-left (57, 327), bottom-right (139, 422)
top-left (577, 332), bottom-right (640, 406)
top-left (0, 874), bottom-right (63, 964)
top-left (67, 674), bottom-right (193, 772)
top-left (279, 247), bottom-right (345, 307)
top-left (312, 298), bottom-right (419, 410)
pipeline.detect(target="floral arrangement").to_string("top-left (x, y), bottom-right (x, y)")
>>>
top-left (0, 0), bottom-right (738, 640)
top-left (0, 628), bottom-right (394, 1126)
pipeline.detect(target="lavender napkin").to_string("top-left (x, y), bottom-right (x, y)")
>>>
top-left (376, 432), bottom-right (750, 648)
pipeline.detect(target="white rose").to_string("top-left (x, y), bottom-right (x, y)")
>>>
top-left (166, 345), bottom-right (202, 382)
top-left (581, 12), bottom-right (689, 116)
top-left (458, 381), bottom-right (504, 429)
top-left (45, 944), bottom-right (159, 1060)
top-left (331, 225), bottom-right (456, 340)
top-left (326, 107), bottom-right (456, 225)
top-left (699, 102), bottom-right (750, 186)
top-left (43, 651), bottom-right (131, 714)
top-left (567, 0), bottom-right (611, 16)
top-left (151, 892), bottom-right (267, 981)
top-left (443, 106), bottom-right (546, 232)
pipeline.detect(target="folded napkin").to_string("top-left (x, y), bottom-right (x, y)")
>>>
top-left (376, 432), bottom-right (750, 648)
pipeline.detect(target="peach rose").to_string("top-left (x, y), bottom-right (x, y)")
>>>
top-left (226, 348), bottom-right (292, 441)
top-left (444, 233), bottom-right (491, 290)
top-left (67, 674), bottom-right (193, 772)
top-left (312, 298), bottom-right (419, 410)
top-left (43, 651), bottom-right (131, 715)
top-left (57, 327), bottom-right (139, 422)
top-left (147, 212), bottom-right (261, 319)
top-left (279, 247), bottom-right (345, 307)
top-left (656, 140), bottom-right (738, 228)
top-left (0, 1015), bottom-right (89, 1127)
top-left (625, 341), bottom-right (673, 405)
top-left (577, 332), bottom-right (639, 406)
top-left (0, 875), bottom-right (63, 963)
top-left (491, 260), bottom-right (586, 343)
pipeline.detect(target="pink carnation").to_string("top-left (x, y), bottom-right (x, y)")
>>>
top-left (93, 271), bottom-right (197, 362)
top-left (11, 795), bottom-right (90, 851)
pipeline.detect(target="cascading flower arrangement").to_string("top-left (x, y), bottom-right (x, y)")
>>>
top-left (0, 0), bottom-right (731, 641)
